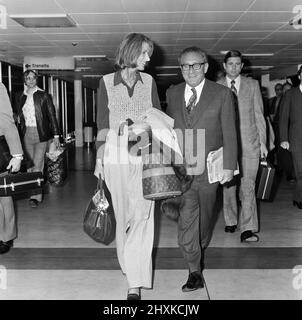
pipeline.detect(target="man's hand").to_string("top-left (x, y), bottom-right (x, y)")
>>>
top-left (260, 143), bottom-right (268, 158)
top-left (280, 141), bottom-right (289, 150)
top-left (7, 157), bottom-right (22, 172)
top-left (220, 169), bottom-right (234, 184)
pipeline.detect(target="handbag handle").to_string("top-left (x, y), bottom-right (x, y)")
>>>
top-left (96, 174), bottom-right (104, 192)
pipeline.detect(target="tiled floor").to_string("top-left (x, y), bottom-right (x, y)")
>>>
top-left (1, 146), bottom-right (302, 300)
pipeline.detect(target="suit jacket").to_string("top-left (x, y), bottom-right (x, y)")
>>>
top-left (0, 83), bottom-right (23, 155)
top-left (166, 79), bottom-right (237, 179)
top-left (217, 76), bottom-right (266, 158)
top-left (279, 87), bottom-right (302, 152)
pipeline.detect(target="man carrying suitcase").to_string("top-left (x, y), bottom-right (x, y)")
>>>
top-left (0, 82), bottom-right (23, 254)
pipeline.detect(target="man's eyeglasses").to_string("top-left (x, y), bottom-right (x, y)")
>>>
top-left (180, 62), bottom-right (206, 72)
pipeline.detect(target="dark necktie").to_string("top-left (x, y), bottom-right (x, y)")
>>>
top-left (186, 87), bottom-right (197, 114)
top-left (231, 80), bottom-right (237, 95)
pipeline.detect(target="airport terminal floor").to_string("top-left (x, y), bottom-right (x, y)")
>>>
top-left (0, 145), bottom-right (302, 300)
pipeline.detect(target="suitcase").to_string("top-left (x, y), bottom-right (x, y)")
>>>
top-left (0, 172), bottom-right (44, 196)
top-left (256, 160), bottom-right (275, 200)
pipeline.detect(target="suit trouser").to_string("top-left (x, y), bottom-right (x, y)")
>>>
top-left (103, 138), bottom-right (154, 289)
top-left (223, 156), bottom-right (259, 232)
top-left (178, 175), bottom-right (219, 273)
top-left (23, 127), bottom-right (48, 202)
top-left (292, 151), bottom-right (302, 202)
top-left (0, 196), bottom-right (16, 242)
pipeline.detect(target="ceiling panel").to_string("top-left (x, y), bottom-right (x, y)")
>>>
top-left (71, 13), bottom-right (128, 24)
top-left (230, 22), bottom-right (285, 31)
top-left (122, 0), bottom-right (187, 12)
top-left (184, 11), bottom-right (243, 23)
top-left (131, 23), bottom-right (180, 32)
top-left (2, 0), bottom-right (62, 15)
top-left (127, 12), bottom-right (184, 23)
top-left (249, 0), bottom-right (300, 11)
top-left (39, 33), bottom-right (91, 41)
top-left (56, 0), bottom-right (124, 13)
top-left (224, 31), bottom-right (272, 38)
top-left (238, 11), bottom-right (293, 23)
top-left (249, 44), bottom-right (288, 52)
top-left (187, 0), bottom-right (254, 11)
top-left (79, 24), bottom-right (131, 33)
top-left (0, 0), bottom-right (301, 88)
top-left (181, 23), bottom-right (234, 32)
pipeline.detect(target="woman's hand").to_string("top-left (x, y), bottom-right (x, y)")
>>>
top-left (53, 137), bottom-right (60, 148)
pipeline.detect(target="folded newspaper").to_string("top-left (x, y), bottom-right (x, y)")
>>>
top-left (207, 147), bottom-right (239, 184)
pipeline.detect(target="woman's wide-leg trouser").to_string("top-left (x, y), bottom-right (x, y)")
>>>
top-left (103, 136), bottom-right (154, 289)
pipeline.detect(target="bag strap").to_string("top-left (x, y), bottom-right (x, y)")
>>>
top-left (96, 174), bottom-right (104, 192)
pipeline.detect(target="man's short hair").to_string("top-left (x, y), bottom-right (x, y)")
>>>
top-left (178, 46), bottom-right (208, 64)
top-left (224, 50), bottom-right (243, 63)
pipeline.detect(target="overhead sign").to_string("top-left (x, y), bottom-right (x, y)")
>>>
top-left (24, 56), bottom-right (74, 70)
top-left (0, 5), bottom-right (7, 29)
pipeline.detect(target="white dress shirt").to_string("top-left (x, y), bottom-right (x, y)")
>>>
top-left (184, 79), bottom-right (205, 106)
top-left (226, 75), bottom-right (241, 94)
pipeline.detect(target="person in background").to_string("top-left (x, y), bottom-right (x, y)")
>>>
top-left (15, 70), bottom-right (60, 208)
top-left (279, 66), bottom-right (302, 209)
top-left (94, 33), bottom-right (161, 300)
top-left (218, 50), bottom-right (267, 242)
top-left (166, 46), bottom-right (237, 293)
top-left (269, 83), bottom-right (283, 124)
top-left (0, 82), bottom-right (23, 254)
top-left (273, 82), bottom-right (295, 182)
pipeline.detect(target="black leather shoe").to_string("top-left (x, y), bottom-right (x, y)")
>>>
top-left (127, 290), bottom-right (141, 300)
top-left (225, 225), bottom-right (237, 233)
top-left (29, 199), bottom-right (39, 208)
top-left (293, 201), bottom-right (302, 209)
top-left (182, 271), bottom-right (204, 292)
top-left (240, 230), bottom-right (259, 242)
top-left (0, 240), bottom-right (13, 254)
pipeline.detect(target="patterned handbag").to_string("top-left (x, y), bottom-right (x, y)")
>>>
top-left (142, 152), bottom-right (182, 201)
top-left (83, 178), bottom-right (116, 245)
top-left (45, 147), bottom-right (68, 186)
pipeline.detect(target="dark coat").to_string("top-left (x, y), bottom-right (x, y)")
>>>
top-left (279, 87), bottom-right (302, 152)
top-left (16, 89), bottom-right (60, 142)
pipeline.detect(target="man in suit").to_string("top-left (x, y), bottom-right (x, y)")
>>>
top-left (269, 83), bottom-right (283, 124)
top-left (279, 65), bottom-right (302, 209)
top-left (166, 47), bottom-right (237, 292)
top-left (218, 50), bottom-right (267, 242)
top-left (0, 82), bottom-right (23, 254)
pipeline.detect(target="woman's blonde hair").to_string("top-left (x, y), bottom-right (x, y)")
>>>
top-left (115, 33), bottom-right (154, 69)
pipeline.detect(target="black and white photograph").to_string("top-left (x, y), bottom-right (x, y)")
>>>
top-left (0, 0), bottom-right (301, 310)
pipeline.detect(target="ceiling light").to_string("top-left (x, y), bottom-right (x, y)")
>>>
top-left (245, 66), bottom-right (274, 70)
top-left (156, 73), bottom-right (178, 76)
top-left (220, 51), bottom-right (274, 56)
top-left (9, 14), bottom-right (76, 28)
top-left (156, 66), bottom-right (179, 69)
top-left (82, 75), bottom-right (103, 78)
